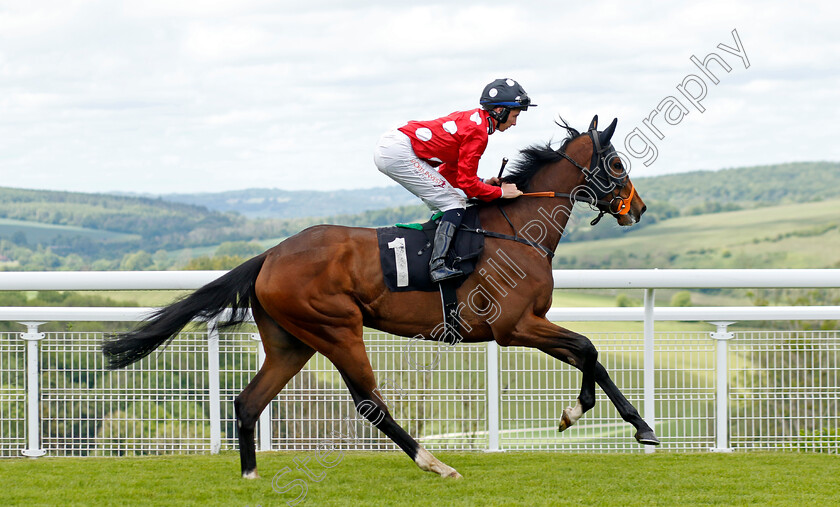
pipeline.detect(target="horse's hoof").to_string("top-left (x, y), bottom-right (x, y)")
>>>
top-left (558, 411), bottom-right (572, 432)
top-left (242, 469), bottom-right (260, 479)
top-left (445, 470), bottom-right (463, 479)
top-left (635, 430), bottom-right (660, 446)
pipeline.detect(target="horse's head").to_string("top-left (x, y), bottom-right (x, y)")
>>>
top-left (504, 116), bottom-right (646, 228)
top-left (572, 115), bottom-right (645, 226)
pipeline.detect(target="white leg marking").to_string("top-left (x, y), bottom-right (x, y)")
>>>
top-left (566, 400), bottom-right (584, 426)
top-left (242, 469), bottom-right (260, 479)
top-left (559, 400), bottom-right (584, 431)
top-left (414, 448), bottom-right (462, 479)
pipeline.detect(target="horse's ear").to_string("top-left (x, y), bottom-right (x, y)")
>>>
top-left (599, 118), bottom-right (618, 145)
top-left (588, 115), bottom-right (598, 131)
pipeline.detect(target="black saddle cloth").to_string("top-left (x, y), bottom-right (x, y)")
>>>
top-left (376, 206), bottom-right (484, 292)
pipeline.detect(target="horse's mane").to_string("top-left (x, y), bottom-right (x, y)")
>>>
top-left (503, 118), bottom-right (584, 191)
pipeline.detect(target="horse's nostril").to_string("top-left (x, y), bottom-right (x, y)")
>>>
top-left (640, 205), bottom-right (647, 215)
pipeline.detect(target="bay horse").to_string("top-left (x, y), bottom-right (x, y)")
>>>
top-left (102, 115), bottom-right (659, 480)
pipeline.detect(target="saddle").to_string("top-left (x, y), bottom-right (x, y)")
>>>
top-left (377, 207), bottom-right (484, 343)
top-left (376, 206), bottom-right (484, 293)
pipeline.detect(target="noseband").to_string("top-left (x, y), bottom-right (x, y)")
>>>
top-left (582, 127), bottom-right (635, 224)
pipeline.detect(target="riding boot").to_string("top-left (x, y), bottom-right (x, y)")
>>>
top-left (429, 209), bottom-right (464, 283)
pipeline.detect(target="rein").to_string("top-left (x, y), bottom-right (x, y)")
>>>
top-left (461, 223), bottom-right (555, 259)
top-left (520, 187), bottom-right (636, 214)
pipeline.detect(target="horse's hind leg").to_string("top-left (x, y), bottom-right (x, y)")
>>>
top-left (235, 305), bottom-right (315, 479)
top-left (325, 332), bottom-right (462, 479)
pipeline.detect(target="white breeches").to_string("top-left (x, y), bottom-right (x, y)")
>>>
top-left (374, 130), bottom-right (466, 213)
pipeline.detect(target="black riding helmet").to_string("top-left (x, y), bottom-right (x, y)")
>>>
top-left (479, 78), bottom-right (537, 124)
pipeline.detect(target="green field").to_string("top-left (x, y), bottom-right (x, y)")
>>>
top-left (158, 235), bottom-right (287, 265)
top-left (0, 452), bottom-right (836, 506)
top-left (84, 289), bottom-right (191, 307)
top-left (557, 199), bottom-right (840, 269)
top-left (0, 218), bottom-right (140, 245)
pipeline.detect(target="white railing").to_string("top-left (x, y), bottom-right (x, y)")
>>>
top-left (0, 269), bottom-right (838, 458)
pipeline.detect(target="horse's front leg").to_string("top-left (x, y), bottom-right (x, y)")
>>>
top-left (594, 361), bottom-right (660, 445)
top-left (507, 316), bottom-right (598, 431)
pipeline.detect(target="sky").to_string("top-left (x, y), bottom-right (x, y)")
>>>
top-left (1, 0), bottom-right (838, 195)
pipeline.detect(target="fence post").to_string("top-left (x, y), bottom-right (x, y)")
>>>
top-left (643, 289), bottom-right (656, 454)
top-left (208, 319), bottom-right (221, 454)
top-left (253, 333), bottom-right (272, 451)
top-left (486, 340), bottom-right (500, 452)
top-left (19, 322), bottom-right (46, 458)
top-left (709, 321), bottom-right (735, 453)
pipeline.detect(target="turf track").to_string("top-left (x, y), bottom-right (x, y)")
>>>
top-left (1, 451), bottom-right (838, 506)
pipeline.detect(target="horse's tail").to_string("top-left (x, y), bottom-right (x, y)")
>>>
top-left (102, 253), bottom-right (268, 370)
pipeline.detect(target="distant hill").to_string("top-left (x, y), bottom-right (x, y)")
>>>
top-left (635, 161), bottom-right (840, 210)
top-left (0, 185), bottom-right (429, 267)
top-left (147, 161), bottom-right (839, 220)
top-left (0, 187), bottom-right (236, 237)
top-left (0, 187), bottom-right (245, 259)
top-left (152, 186), bottom-right (418, 219)
top-left (0, 161), bottom-right (837, 270)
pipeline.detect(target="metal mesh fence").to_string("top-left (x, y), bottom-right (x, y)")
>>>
top-left (499, 331), bottom-right (717, 452)
top-left (0, 327), bottom-right (837, 457)
top-left (39, 331), bottom-right (213, 456)
top-left (729, 330), bottom-right (840, 452)
top-left (0, 332), bottom-right (26, 457)
top-left (270, 333), bottom-right (488, 451)
top-left (654, 332), bottom-right (716, 451)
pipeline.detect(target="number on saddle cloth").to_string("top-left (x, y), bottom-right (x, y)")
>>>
top-left (376, 207), bottom-right (484, 292)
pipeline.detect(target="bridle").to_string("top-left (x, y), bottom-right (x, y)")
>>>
top-left (521, 127), bottom-right (636, 226)
top-left (469, 123), bottom-right (638, 259)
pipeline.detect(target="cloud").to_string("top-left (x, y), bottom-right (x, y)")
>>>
top-left (0, 1), bottom-right (837, 193)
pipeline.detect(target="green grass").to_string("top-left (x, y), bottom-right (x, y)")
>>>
top-left (0, 452), bottom-right (837, 506)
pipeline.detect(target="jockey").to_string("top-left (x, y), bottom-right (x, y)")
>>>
top-left (375, 78), bottom-right (536, 282)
